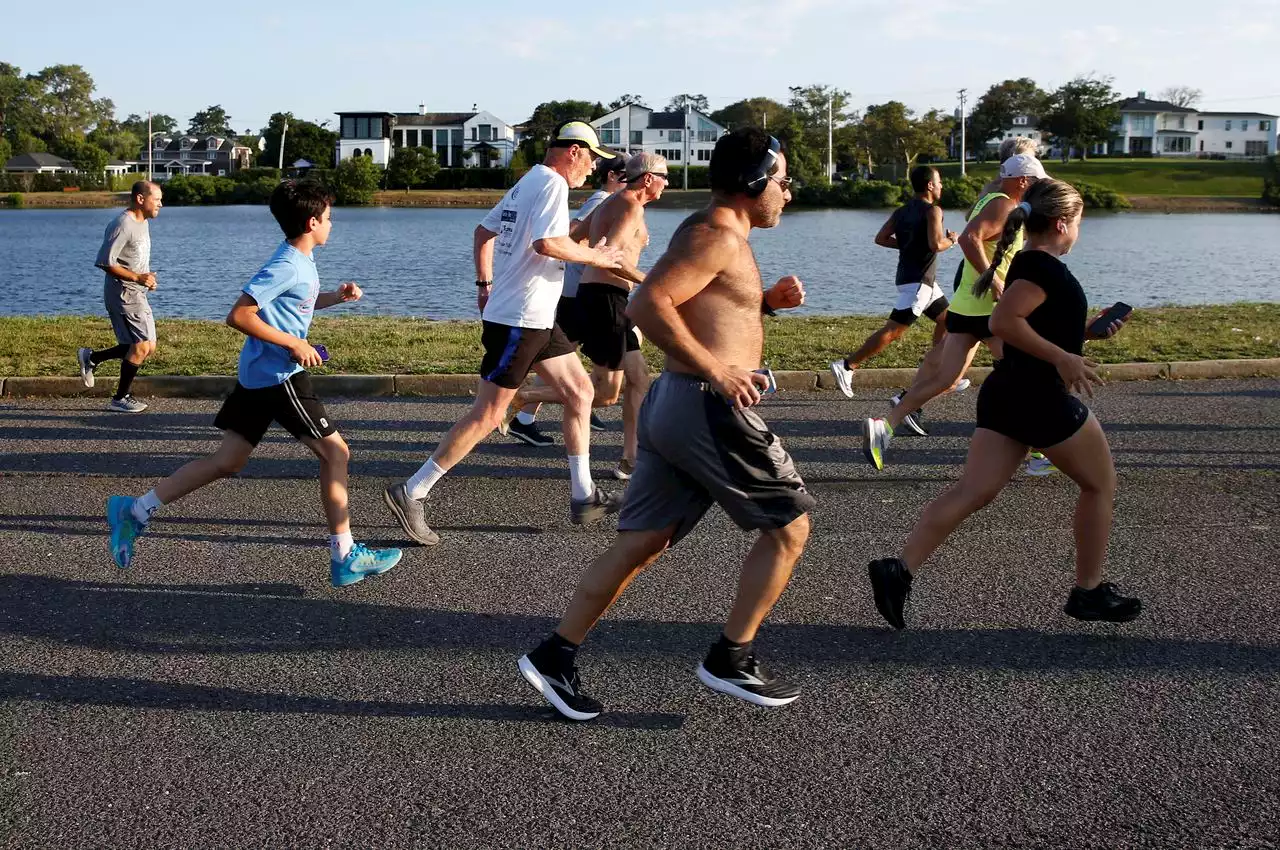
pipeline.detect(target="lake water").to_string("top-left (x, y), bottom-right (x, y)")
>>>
top-left (1, 206), bottom-right (1277, 320)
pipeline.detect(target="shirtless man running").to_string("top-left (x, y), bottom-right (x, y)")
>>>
top-left (516, 128), bottom-right (813, 721)
top-left (510, 153), bottom-right (668, 480)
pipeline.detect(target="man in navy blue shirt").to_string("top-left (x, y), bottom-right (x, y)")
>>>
top-left (105, 180), bottom-right (402, 587)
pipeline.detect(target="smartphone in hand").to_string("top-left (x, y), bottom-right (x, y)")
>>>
top-left (313, 344), bottom-right (330, 363)
top-left (754, 367), bottom-right (777, 395)
top-left (1088, 302), bottom-right (1132, 338)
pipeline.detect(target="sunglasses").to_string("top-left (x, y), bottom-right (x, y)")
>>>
top-left (770, 175), bottom-right (794, 189)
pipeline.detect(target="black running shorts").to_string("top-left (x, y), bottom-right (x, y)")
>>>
top-left (619, 372), bottom-right (816, 545)
top-left (945, 311), bottom-right (994, 340)
top-left (479, 320), bottom-right (578, 389)
top-left (555, 296), bottom-right (584, 343)
top-left (213, 372), bottom-right (338, 447)
top-left (976, 367), bottom-right (1089, 449)
top-left (575, 283), bottom-right (641, 370)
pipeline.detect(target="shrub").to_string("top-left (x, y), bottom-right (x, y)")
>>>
top-left (161, 174), bottom-right (235, 205)
top-left (1073, 180), bottom-right (1131, 210)
top-left (330, 156), bottom-right (383, 205)
top-left (940, 174), bottom-right (986, 209)
top-left (1263, 155), bottom-right (1280, 205)
top-left (4, 192), bottom-right (23, 208)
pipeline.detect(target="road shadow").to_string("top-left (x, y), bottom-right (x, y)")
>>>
top-left (2, 576), bottom-right (1276, 678)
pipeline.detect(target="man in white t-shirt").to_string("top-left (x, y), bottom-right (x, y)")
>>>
top-left (384, 122), bottom-right (639, 543)
top-left (510, 153), bottom-right (628, 447)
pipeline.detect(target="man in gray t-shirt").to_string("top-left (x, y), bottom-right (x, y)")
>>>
top-left (77, 181), bottom-right (163, 412)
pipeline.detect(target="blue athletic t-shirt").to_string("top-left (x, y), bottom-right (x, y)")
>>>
top-left (237, 242), bottom-right (320, 389)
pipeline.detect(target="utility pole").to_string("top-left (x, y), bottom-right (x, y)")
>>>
top-left (147, 111), bottom-right (153, 180)
top-left (277, 118), bottom-right (289, 171)
top-left (827, 96), bottom-right (834, 182)
top-left (958, 88), bottom-right (967, 176)
top-left (683, 100), bottom-right (690, 191)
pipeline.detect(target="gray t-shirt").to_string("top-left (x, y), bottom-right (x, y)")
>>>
top-left (561, 190), bottom-right (611, 299)
top-left (96, 210), bottom-right (151, 296)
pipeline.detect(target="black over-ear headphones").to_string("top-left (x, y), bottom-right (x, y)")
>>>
top-left (742, 136), bottom-right (782, 198)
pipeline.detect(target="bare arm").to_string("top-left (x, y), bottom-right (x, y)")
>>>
top-left (874, 211), bottom-right (898, 249)
top-left (958, 197), bottom-right (1012, 295)
top-left (925, 205), bottom-right (957, 253)
top-left (473, 224), bottom-right (496, 281)
top-left (97, 263), bottom-right (156, 289)
top-left (626, 226), bottom-right (768, 407)
top-left (315, 282), bottom-right (363, 310)
top-left (226, 293), bottom-right (321, 367)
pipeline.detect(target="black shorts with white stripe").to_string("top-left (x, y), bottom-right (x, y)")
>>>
top-left (213, 371), bottom-right (337, 447)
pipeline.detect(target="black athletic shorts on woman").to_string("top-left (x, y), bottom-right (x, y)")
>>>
top-left (974, 249), bottom-right (1092, 449)
top-left (214, 371), bottom-right (338, 447)
top-left (944, 311), bottom-right (993, 340)
top-left (479, 320), bottom-right (577, 389)
top-left (575, 282), bottom-right (641, 370)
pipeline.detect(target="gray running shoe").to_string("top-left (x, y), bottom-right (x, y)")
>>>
top-left (570, 487), bottom-right (624, 525)
top-left (383, 483), bottom-right (440, 545)
top-left (108, 395), bottom-right (147, 413)
top-left (612, 458), bottom-right (635, 481)
top-left (77, 347), bottom-right (95, 388)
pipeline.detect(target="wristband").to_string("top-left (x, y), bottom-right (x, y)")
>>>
top-left (761, 296), bottom-right (777, 317)
top-left (476, 279), bottom-right (492, 287)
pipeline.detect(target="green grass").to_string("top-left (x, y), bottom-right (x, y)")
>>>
top-left (935, 159), bottom-right (1267, 197)
top-left (3, 305), bottom-right (1278, 378)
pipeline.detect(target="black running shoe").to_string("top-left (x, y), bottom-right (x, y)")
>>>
top-left (517, 654), bottom-right (603, 721)
top-left (1064, 582), bottom-right (1143, 623)
top-left (868, 557), bottom-right (913, 629)
top-left (570, 487), bottom-right (623, 525)
top-left (589, 412), bottom-right (607, 431)
top-left (508, 418), bottom-right (554, 447)
top-left (696, 648), bottom-right (800, 707)
top-left (890, 391), bottom-right (928, 437)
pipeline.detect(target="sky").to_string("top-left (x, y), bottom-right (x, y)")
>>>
top-left (5, 0), bottom-right (1280, 133)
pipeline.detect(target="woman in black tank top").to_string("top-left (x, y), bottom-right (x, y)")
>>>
top-left (866, 179), bottom-right (1143, 628)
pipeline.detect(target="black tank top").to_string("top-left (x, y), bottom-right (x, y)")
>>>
top-left (893, 198), bottom-right (938, 286)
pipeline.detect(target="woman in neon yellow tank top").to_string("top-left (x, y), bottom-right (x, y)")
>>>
top-left (862, 154), bottom-right (1047, 470)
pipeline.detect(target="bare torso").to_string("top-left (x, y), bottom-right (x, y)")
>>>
top-left (581, 190), bottom-right (649, 291)
top-left (662, 210), bottom-right (765, 376)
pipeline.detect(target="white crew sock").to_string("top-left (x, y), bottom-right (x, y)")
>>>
top-left (406, 458), bottom-right (448, 500)
top-left (132, 489), bottom-right (163, 525)
top-left (568, 455), bottom-right (593, 501)
top-left (331, 531), bottom-right (354, 560)
top-left (516, 410), bottom-right (537, 425)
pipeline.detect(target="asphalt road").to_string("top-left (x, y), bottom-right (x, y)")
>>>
top-left (1, 379), bottom-right (1277, 849)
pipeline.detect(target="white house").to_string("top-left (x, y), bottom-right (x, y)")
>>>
top-left (335, 106), bottom-right (518, 168)
top-left (987, 114), bottom-right (1047, 155)
top-left (1194, 112), bottom-right (1276, 157)
top-left (590, 106), bottom-right (727, 165)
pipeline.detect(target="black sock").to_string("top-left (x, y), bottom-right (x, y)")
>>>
top-left (531, 631), bottom-right (579, 672)
top-left (90, 344), bottom-right (129, 367)
top-left (115, 360), bottom-right (140, 400)
top-left (712, 632), bottom-right (751, 663)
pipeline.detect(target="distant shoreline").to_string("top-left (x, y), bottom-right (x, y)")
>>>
top-left (1, 189), bottom-right (1274, 213)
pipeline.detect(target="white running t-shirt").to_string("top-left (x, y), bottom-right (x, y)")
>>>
top-left (480, 164), bottom-right (571, 329)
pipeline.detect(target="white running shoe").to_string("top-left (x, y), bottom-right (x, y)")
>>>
top-left (829, 361), bottom-right (855, 399)
top-left (1025, 452), bottom-right (1057, 476)
top-left (950, 377), bottom-right (971, 394)
top-left (108, 395), bottom-right (147, 413)
top-left (862, 418), bottom-right (893, 470)
top-left (889, 391), bottom-right (927, 437)
top-left (77, 347), bottom-right (95, 388)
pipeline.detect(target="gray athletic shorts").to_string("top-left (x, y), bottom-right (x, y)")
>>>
top-left (618, 371), bottom-right (816, 545)
top-left (105, 284), bottom-right (156, 345)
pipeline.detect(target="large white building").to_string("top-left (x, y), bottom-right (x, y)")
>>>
top-left (1104, 92), bottom-right (1276, 158)
top-left (334, 106), bottom-right (518, 168)
top-left (987, 114), bottom-right (1047, 156)
top-left (590, 105), bottom-right (727, 165)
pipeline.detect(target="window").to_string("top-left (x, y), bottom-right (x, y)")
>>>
top-left (407, 129), bottom-right (419, 147)
top-left (1242, 120), bottom-right (1249, 131)
top-left (208, 151), bottom-right (217, 160)
top-left (598, 117), bottom-right (620, 145)
top-left (697, 149), bottom-right (712, 162)
top-left (1246, 141), bottom-right (1268, 155)
top-left (351, 149), bottom-right (361, 158)
top-left (1198, 119), bottom-right (1204, 130)
top-left (1162, 136), bottom-right (1190, 153)
top-left (1013, 116), bottom-right (1028, 126)
top-left (696, 117), bottom-right (719, 142)
top-left (479, 124), bottom-right (492, 141)
top-left (363, 148), bottom-right (372, 157)
top-left (342, 117), bottom-right (357, 138)
top-left (1226, 141), bottom-right (1233, 150)
top-left (1261, 120), bottom-right (1272, 132)
top-left (669, 129), bottom-right (682, 142)
top-left (1225, 120), bottom-right (1232, 131)
top-left (631, 130), bottom-right (642, 145)
top-left (1199, 140), bottom-right (1204, 152)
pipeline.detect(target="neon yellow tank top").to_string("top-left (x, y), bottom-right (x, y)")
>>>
top-left (950, 192), bottom-right (1024, 317)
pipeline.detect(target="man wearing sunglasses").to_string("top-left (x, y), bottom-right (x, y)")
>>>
top-left (511, 153), bottom-right (668, 482)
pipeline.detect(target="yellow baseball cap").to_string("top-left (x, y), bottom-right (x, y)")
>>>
top-left (554, 121), bottom-right (614, 159)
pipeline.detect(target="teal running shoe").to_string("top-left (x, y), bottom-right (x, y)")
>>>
top-left (330, 543), bottom-right (403, 588)
top-left (107, 495), bottom-right (145, 569)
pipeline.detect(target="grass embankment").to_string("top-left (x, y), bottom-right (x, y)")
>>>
top-left (3, 305), bottom-right (1277, 378)
top-left (935, 159), bottom-right (1267, 198)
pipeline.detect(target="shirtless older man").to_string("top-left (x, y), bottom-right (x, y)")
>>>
top-left (516, 128), bottom-right (812, 721)
top-left (511, 152), bottom-right (668, 480)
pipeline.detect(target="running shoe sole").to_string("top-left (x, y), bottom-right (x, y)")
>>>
top-left (695, 664), bottom-right (800, 708)
top-left (1064, 601), bottom-right (1143, 623)
top-left (517, 655), bottom-right (600, 721)
top-left (382, 487), bottom-right (440, 546)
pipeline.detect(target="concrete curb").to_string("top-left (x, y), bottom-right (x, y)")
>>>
top-left (2, 359), bottom-right (1276, 399)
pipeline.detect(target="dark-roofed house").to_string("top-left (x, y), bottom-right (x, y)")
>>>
top-left (4, 152), bottom-right (77, 174)
top-left (335, 105), bottom-right (518, 168)
top-left (137, 135), bottom-right (254, 180)
top-left (1106, 91), bottom-right (1277, 157)
top-left (590, 105), bottom-right (726, 165)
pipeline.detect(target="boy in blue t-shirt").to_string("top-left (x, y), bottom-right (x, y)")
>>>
top-left (105, 180), bottom-right (402, 587)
